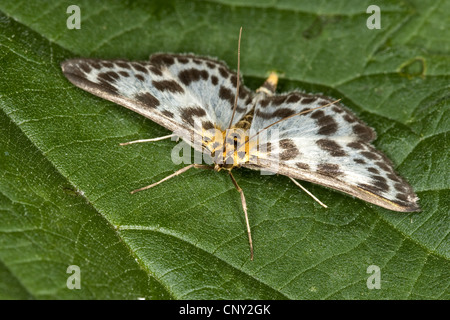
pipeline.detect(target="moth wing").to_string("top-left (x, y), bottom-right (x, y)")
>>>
top-left (61, 54), bottom-right (254, 149)
top-left (149, 54), bottom-right (255, 130)
top-left (244, 93), bottom-right (420, 212)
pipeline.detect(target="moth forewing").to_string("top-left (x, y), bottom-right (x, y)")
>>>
top-left (61, 59), bottom-right (194, 145)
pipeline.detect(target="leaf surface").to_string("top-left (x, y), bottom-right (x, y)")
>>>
top-left (0, 0), bottom-right (448, 299)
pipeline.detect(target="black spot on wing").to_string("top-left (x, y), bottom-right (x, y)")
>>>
top-left (177, 57), bottom-right (189, 64)
top-left (317, 163), bottom-right (342, 178)
top-left (394, 183), bottom-right (407, 193)
top-left (286, 93), bottom-right (302, 103)
top-left (279, 138), bottom-right (296, 149)
top-left (296, 162), bottom-right (310, 170)
top-left (62, 59), bottom-right (120, 96)
top-left (96, 72), bottom-right (120, 94)
top-left (219, 86), bottom-right (235, 106)
top-left (316, 139), bottom-right (347, 157)
top-left (357, 183), bottom-right (383, 196)
top-left (116, 61), bottom-right (130, 69)
top-left (202, 121), bottom-right (215, 130)
top-left (206, 62), bottom-right (216, 69)
top-left (149, 66), bottom-right (163, 76)
top-left (259, 98), bottom-right (270, 108)
top-left (347, 141), bottom-right (365, 150)
top-left (375, 161), bottom-right (392, 173)
top-left (271, 96), bottom-right (288, 106)
top-left (218, 86), bottom-right (249, 114)
top-left (387, 173), bottom-right (401, 182)
top-left (360, 151), bottom-right (380, 160)
top-left (332, 106), bottom-right (344, 113)
top-left (239, 85), bottom-right (252, 103)
top-left (161, 110), bottom-right (174, 118)
top-left (395, 193), bottom-right (408, 202)
top-left (230, 74), bottom-right (237, 88)
top-left (90, 61), bottom-right (102, 70)
top-left (97, 82), bottom-right (119, 95)
top-left (80, 63), bottom-right (92, 73)
top-left (152, 80), bottom-right (184, 93)
top-left (301, 97), bottom-right (318, 104)
top-left (316, 114), bottom-right (338, 135)
top-left (368, 167), bottom-right (380, 174)
top-left (218, 67), bottom-right (230, 79)
top-left (353, 123), bottom-right (376, 141)
top-left (279, 138), bottom-right (300, 161)
top-left (344, 114), bottom-right (357, 123)
top-left (180, 106), bottom-right (207, 127)
top-left (371, 175), bottom-right (389, 192)
top-left (134, 92), bottom-right (160, 109)
top-left (255, 108), bottom-right (295, 120)
top-left (131, 62), bottom-right (148, 74)
top-left (319, 100), bottom-right (333, 106)
top-left (357, 177), bottom-right (393, 197)
top-left (258, 94), bottom-right (309, 109)
top-left (311, 110), bottom-right (325, 119)
top-left (178, 68), bottom-right (209, 85)
top-left (98, 71), bottom-right (120, 83)
top-left (149, 54), bottom-right (176, 67)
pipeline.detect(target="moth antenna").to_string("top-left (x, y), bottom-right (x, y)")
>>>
top-left (227, 26), bottom-right (243, 131)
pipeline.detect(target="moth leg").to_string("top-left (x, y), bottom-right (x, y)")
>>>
top-left (131, 164), bottom-right (211, 194)
top-left (229, 171), bottom-right (254, 261)
top-left (256, 72), bottom-right (278, 96)
top-left (120, 133), bottom-right (178, 146)
top-left (289, 177), bottom-right (328, 208)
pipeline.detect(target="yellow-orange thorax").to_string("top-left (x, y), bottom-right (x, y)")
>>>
top-left (200, 72), bottom-right (278, 171)
top-left (202, 111), bottom-right (255, 171)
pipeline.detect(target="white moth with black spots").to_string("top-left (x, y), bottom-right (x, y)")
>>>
top-left (61, 33), bottom-right (419, 260)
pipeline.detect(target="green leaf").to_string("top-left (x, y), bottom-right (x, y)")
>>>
top-left (0, 0), bottom-right (448, 299)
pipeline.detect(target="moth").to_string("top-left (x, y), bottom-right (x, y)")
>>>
top-left (61, 29), bottom-right (419, 260)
